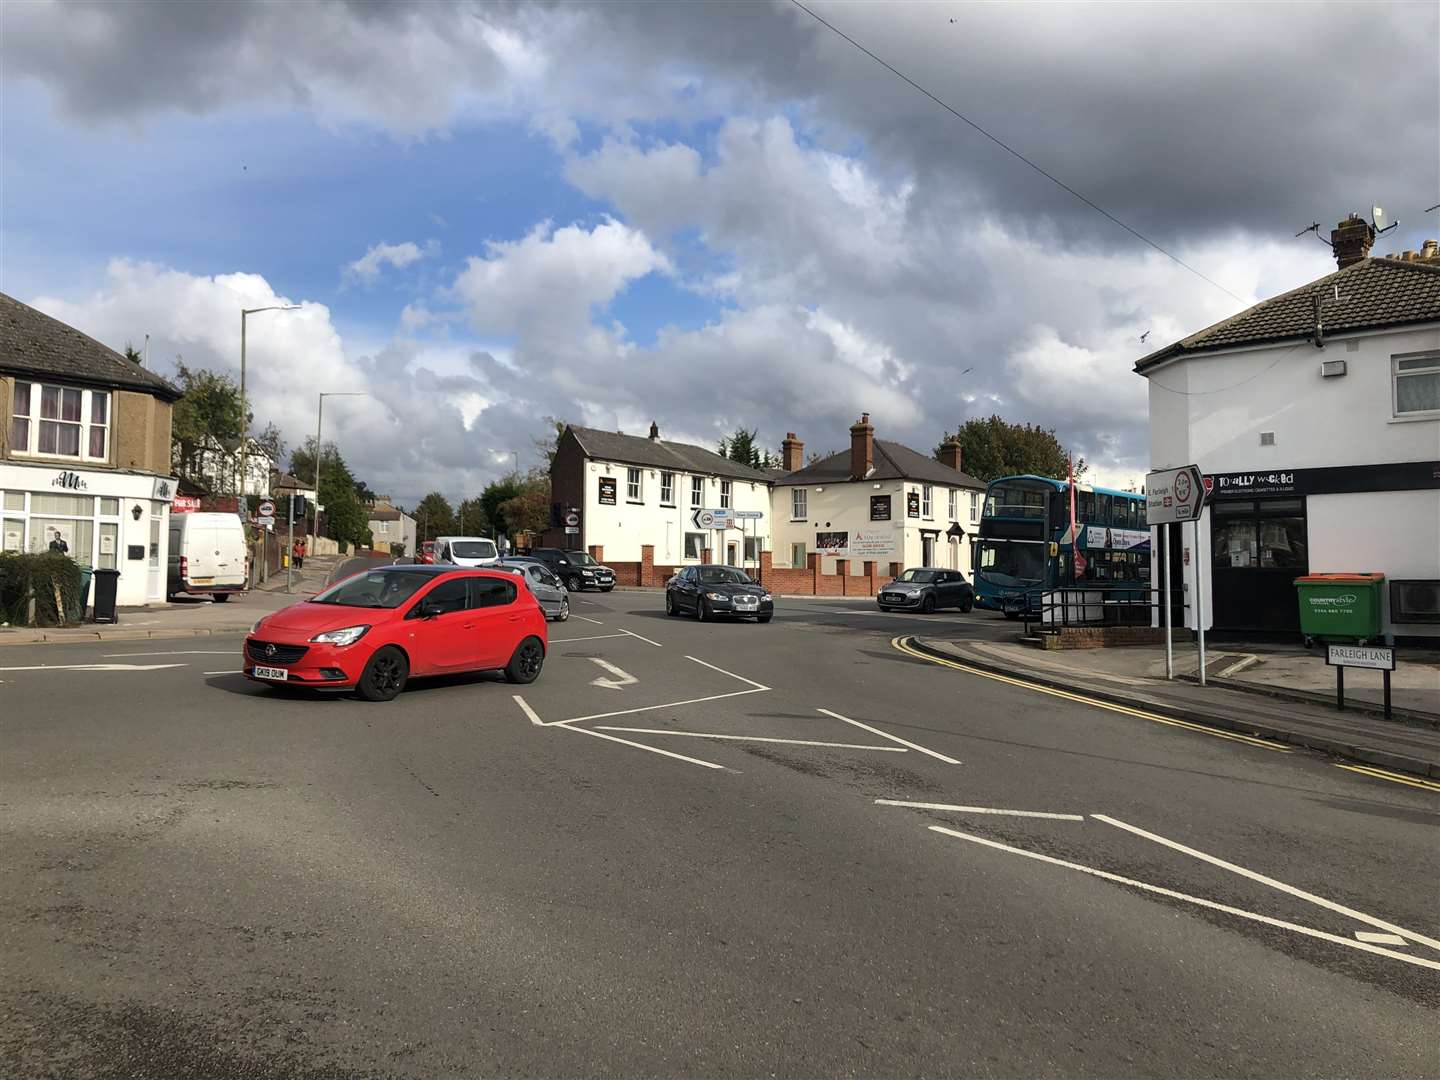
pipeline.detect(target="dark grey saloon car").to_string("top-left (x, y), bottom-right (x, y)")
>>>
top-left (876, 568), bottom-right (974, 613)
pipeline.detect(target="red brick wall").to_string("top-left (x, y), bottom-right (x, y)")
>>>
top-left (593, 548), bottom-right (891, 596)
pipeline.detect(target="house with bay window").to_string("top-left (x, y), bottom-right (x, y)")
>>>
top-left (1, 292), bottom-right (182, 607)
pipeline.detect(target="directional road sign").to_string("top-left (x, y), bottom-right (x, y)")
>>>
top-left (1145, 464), bottom-right (1206, 524)
top-left (734, 510), bottom-right (764, 520)
top-left (692, 507), bottom-right (736, 529)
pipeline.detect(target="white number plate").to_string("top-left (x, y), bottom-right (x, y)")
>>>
top-left (253, 665), bottom-right (288, 681)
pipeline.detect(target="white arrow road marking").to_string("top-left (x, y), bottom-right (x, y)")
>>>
top-left (0, 663), bottom-right (188, 673)
top-left (588, 658), bottom-right (638, 690)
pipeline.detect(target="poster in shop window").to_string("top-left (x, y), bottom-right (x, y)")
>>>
top-left (597, 477), bottom-right (617, 505)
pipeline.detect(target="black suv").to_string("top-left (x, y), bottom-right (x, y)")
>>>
top-left (529, 548), bottom-right (616, 592)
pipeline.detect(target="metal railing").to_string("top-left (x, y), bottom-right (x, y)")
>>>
top-left (1020, 585), bottom-right (1189, 635)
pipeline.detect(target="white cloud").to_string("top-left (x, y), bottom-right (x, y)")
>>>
top-left (345, 240), bottom-right (435, 284)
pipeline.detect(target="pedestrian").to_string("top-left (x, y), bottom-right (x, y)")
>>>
top-left (47, 529), bottom-right (69, 556)
top-left (293, 536), bottom-right (306, 570)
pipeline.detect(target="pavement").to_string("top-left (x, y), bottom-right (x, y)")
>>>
top-left (3, 590), bottom-right (1438, 1078)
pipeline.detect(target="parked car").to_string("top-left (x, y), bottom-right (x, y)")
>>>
top-left (666, 564), bottom-right (773, 622)
top-left (496, 557), bottom-right (570, 621)
top-left (432, 535), bottom-right (500, 567)
top-left (243, 565), bottom-right (547, 701)
top-left (876, 568), bottom-right (974, 614)
top-left (168, 511), bottom-right (247, 601)
top-left (416, 540), bottom-right (437, 564)
top-left (529, 548), bottom-right (616, 592)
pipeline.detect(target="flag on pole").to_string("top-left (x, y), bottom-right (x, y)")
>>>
top-left (1069, 455), bottom-right (1086, 579)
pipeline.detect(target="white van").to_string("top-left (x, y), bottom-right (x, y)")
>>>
top-left (432, 535), bottom-right (500, 567)
top-left (168, 512), bottom-right (247, 601)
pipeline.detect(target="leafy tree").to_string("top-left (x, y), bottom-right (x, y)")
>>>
top-left (170, 361), bottom-right (245, 485)
top-left (414, 492), bottom-right (456, 540)
top-left (456, 497), bottom-right (485, 536)
top-left (479, 476), bottom-right (524, 537)
top-left (937, 416), bottom-right (1087, 483)
top-left (718, 427), bottom-right (776, 469)
top-left (534, 417), bottom-right (569, 468)
top-left (499, 477), bottom-right (551, 537)
top-left (289, 437), bottom-right (370, 547)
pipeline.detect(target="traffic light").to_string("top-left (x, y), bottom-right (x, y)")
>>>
top-left (550, 502), bottom-right (562, 527)
top-left (290, 495), bottom-right (308, 519)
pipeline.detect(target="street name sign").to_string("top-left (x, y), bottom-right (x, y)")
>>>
top-left (1146, 464), bottom-right (1205, 524)
top-left (692, 508), bottom-right (736, 529)
top-left (1326, 644), bottom-right (1395, 671)
top-left (734, 510), bottom-right (764, 520)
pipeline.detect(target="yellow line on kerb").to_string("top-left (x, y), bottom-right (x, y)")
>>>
top-left (1333, 764), bottom-right (1440, 794)
top-left (890, 636), bottom-right (1288, 753)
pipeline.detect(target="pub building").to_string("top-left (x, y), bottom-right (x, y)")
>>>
top-left (1, 292), bottom-right (182, 609)
top-left (1137, 221), bottom-right (1440, 642)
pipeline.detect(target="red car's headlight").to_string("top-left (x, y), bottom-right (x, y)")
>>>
top-left (308, 625), bottom-right (371, 646)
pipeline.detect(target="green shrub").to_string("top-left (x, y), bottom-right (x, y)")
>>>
top-left (0, 552), bottom-right (84, 627)
top-left (389, 541), bottom-right (407, 558)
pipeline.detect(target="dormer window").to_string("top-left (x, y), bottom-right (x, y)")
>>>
top-left (10, 381), bottom-right (110, 462)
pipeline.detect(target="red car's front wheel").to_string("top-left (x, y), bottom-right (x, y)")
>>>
top-left (358, 646), bottom-right (409, 701)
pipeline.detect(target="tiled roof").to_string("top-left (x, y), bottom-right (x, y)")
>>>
top-left (568, 426), bottom-right (774, 483)
top-left (0, 291), bottom-right (182, 400)
top-left (1135, 257), bottom-right (1440, 372)
top-left (772, 439), bottom-right (986, 490)
top-left (367, 508), bottom-right (410, 522)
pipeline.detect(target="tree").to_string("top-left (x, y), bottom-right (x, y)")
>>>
top-left (456, 497), bottom-right (485, 536)
top-left (719, 427), bottom-right (772, 469)
top-left (288, 437), bottom-right (370, 547)
top-left (499, 476), bottom-right (551, 537)
top-left (170, 361), bottom-right (245, 486)
top-left (534, 417), bottom-right (569, 468)
top-left (937, 416), bottom-right (1087, 483)
top-left (123, 342), bottom-right (143, 364)
top-left (414, 492), bottom-right (456, 540)
top-left (479, 476), bottom-right (524, 537)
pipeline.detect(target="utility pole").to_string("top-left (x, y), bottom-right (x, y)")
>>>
top-left (313, 391), bottom-right (366, 547)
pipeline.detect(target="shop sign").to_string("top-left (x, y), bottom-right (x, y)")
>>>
top-left (1206, 460), bottom-right (1440, 500)
top-left (151, 477), bottom-right (175, 502)
top-left (906, 492), bottom-right (920, 518)
top-left (598, 477), bottom-right (617, 505)
top-left (870, 495), bottom-right (892, 521)
top-left (52, 470), bottom-right (87, 491)
top-left (851, 530), bottom-right (897, 559)
top-left (816, 530), bottom-right (849, 556)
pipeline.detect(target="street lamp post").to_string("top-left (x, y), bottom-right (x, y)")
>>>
top-left (313, 391), bottom-right (367, 544)
top-left (238, 304), bottom-right (300, 511)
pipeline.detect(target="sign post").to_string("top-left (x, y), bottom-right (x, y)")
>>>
top-left (285, 494), bottom-right (295, 593)
top-left (1146, 464), bottom-right (1206, 683)
top-left (1326, 644), bottom-right (1396, 718)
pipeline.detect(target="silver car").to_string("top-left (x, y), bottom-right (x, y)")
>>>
top-left (497, 558), bottom-right (570, 622)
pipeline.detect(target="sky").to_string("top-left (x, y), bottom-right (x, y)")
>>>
top-left (3, 0), bottom-right (1436, 506)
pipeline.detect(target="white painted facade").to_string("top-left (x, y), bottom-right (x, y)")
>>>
top-left (1, 461), bottom-right (176, 608)
top-left (1146, 322), bottom-right (1440, 640)
top-left (579, 459), bottom-right (773, 567)
top-left (770, 480), bottom-right (984, 576)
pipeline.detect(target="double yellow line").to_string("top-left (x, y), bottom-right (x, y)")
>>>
top-left (890, 635), bottom-right (1287, 752)
top-left (1334, 764), bottom-right (1440, 793)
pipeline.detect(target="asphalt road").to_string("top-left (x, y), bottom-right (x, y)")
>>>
top-left (3, 588), bottom-right (1437, 1078)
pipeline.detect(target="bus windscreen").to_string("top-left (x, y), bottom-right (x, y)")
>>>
top-left (977, 539), bottom-right (1045, 585)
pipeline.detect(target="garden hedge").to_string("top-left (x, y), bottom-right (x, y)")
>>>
top-left (0, 552), bottom-right (84, 627)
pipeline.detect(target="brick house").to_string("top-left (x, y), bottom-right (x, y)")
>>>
top-left (1, 292), bottom-right (182, 606)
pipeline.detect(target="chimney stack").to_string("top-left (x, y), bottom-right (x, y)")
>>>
top-left (1331, 214), bottom-right (1374, 269)
top-left (938, 437), bottom-right (963, 473)
top-left (849, 413), bottom-right (874, 481)
top-left (781, 432), bottom-right (804, 472)
top-left (648, 421), bottom-right (660, 440)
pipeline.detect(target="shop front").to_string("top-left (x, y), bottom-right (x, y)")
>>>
top-left (0, 462), bottom-right (177, 608)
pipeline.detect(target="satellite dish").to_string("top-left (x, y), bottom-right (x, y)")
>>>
top-left (1371, 206), bottom-right (1387, 229)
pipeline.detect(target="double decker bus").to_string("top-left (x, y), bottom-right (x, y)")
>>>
top-left (973, 474), bottom-right (1148, 617)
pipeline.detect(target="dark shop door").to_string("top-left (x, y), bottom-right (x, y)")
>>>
top-left (1210, 498), bottom-right (1309, 632)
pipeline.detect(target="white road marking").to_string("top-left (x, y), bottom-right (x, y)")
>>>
top-left (619, 627), bottom-right (663, 648)
top-left (560, 723), bottom-right (725, 770)
top-left (202, 670), bottom-right (242, 675)
top-left (876, 799), bottom-right (1083, 820)
top-left (589, 658), bottom-right (639, 690)
top-left (513, 695), bottom-right (544, 726)
top-left (817, 708), bottom-right (961, 765)
top-left (596, 727), bottom-right (908, 751)
top-left (549, 633), bottom-right (630, 644)
top-left (684, 655), bottom-right (770, 691)
top-left (560, 687), bottom-right (767, 726)
top-left (0, 662), bottom-right (188, 673)
top-left (103, 650), bottom-right (236, 657)
top-left (1091, 814), bottom-right (1440, 954)
top-left (571, 614), bottom-right (606, 625)
top-left (1356, 931), bottom-right (1409, 946)
top-left (930, 825), bottom-right (1440, 972)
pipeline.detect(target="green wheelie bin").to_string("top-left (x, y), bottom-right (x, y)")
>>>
top-left (1294, 573), bottom-right (1385, 645)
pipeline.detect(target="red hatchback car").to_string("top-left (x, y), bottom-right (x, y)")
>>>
top-left (244, 566), bottom-right (548, 701)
